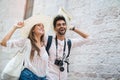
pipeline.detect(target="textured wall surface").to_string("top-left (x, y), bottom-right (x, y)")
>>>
top-left (0, 0), bottom-right (26, 78)
top-left (66, 0), bottom-right (120, 80)
top-left (33, 0), bottom-right (120, 80)
top-left (0, 0), bottom-right (120, 80)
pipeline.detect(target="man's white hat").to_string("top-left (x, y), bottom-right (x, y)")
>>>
top-left (58, 7), bottom-right (72, 29)
top-left (20, 14), bottom-right (52, 38)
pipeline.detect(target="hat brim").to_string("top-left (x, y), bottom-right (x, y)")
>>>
top-left (20, 14), bottom-right (52, 38)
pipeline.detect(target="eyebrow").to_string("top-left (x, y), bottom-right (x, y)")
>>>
top-left (57, 22), bottom-right (66, 24)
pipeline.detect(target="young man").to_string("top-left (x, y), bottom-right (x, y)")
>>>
top-left (46, 15), bottom-right (89, 80)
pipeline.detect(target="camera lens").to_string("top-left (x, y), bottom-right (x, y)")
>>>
top-left (60, 66), bottom-right (64, 72)
top-left (59, 60), bottom-right (63, 66)
top-left (54, 59), bottom-right (59, 66)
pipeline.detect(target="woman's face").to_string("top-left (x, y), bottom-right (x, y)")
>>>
top-left (33, 23), bottom-right (45, 36)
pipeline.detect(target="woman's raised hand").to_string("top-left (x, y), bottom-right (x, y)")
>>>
top-left (15, 22), bottom-right (24, 29)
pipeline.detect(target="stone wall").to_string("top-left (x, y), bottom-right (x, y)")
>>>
top-left (67, 0), bottom-right (120, 80)
top-left (33, 0), bottom-right (120, 80)
top-left (0, 0), bottom-right (26, 78)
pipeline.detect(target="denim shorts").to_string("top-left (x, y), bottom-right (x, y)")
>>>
top-left (19, 68), bottom-right (47, 80)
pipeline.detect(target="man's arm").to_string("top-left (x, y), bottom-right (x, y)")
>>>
top-left (70, 27), bottom-right (89, 38)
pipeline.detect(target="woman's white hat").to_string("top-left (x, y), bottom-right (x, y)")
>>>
top-left (20, 14), bottom-right (52, 38)
top-left (20, 8), bottom-right (72, 38)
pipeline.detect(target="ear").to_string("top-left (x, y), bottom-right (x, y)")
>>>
top-left (54, 27), bottom-right (56, 31)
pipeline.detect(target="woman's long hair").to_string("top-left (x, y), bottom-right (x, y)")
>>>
top-left (28, 23), bottom-right (44, 61)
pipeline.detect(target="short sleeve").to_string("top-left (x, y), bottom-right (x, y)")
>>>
top-left (44, 35), bottom-right (48, 46)
top-left (7, 38), bottom-right (28, 48)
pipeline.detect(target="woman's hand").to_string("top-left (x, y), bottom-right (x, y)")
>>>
top-left (0, 22), bottom-right (24, 46)
top-left (15, 22), bottom-right (24, 29)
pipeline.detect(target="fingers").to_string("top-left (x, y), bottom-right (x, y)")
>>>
top-left (16, 22), bottom-right (24, 28)
top-left (17, 22), bottom-right (24, 26)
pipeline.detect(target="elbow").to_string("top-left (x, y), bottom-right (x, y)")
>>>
top-left (0, 41), bottom-right (7, 47)
top-left (84, 34), bottom-right (89, 39)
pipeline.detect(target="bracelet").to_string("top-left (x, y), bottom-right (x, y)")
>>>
top-left (13, 25), bottom-right (17, 29)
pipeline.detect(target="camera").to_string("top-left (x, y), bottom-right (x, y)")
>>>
top-left (54, 59), bottom-right (64, 72)
top-left (54, 59), bottom-right (63, 66)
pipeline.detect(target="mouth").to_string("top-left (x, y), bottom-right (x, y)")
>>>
top-left (59, 28), bottom-right (65, 32)
top-left (39, 28), bottom-right (44, 31)
top-left (58, 28), bottom-right (66, 35)
top-left (38, 29), bottom-right (44, 33)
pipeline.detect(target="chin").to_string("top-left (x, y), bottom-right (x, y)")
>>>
top-left (59, 33), bottom-right (66, 35)
top-left (41, 33), bottom-right (44, 35)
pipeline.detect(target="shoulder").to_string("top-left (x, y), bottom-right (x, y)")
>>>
top-left (44, 35), bottom-right (55, 40)
top-left (19, 38), bottom-right (30, 43)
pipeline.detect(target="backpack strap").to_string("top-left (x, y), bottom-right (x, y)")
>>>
top-left (46, 36), bottom-right (72, 57)
top-left (46, 37), bottom-right (72, 72)
top-left (46, 36), bottom-right (53, 56)
top-left (66, 39), bottom-right (72, 72)
top-left (66, 39), bottom-right (71, 58)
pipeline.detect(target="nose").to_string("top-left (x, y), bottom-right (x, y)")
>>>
top-left (60, 24), bottom-right (64, 28)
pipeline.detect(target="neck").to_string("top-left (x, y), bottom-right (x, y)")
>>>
top-left (34, 34), bottom-right (41, 43)
top-left (56, 34), bottom-right (65, 41)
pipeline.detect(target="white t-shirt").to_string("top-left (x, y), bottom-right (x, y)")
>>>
top-left (45, 35), bottom-right (89, 80)
top-left (7, 38), bottom-right (48, 77)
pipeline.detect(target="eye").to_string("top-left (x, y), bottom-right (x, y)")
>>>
top-left (56, 23), bottom-right (66, 27)
top-left (63, 23), bottom-right (66, 26)
top-left (56, 24), bottom-right (61, 27)
top-left (38, 24), bottom-right (40, 26)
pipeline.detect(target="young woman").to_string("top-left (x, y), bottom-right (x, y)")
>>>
top-left (0, 22), bottom-right (48, 80)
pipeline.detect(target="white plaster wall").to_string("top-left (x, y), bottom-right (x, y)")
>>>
top-left (33, 0), bottom-right (120, 80)
top-left (0, 0), bottom-right (26, 78)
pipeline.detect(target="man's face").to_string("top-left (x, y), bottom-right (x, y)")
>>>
top-left (55, 20), bottom-right (67, 35)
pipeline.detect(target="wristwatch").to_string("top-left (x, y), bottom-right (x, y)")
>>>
top-left (72, 26), bottom-right (75, 30)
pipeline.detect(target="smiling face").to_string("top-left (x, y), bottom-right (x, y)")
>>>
top-left (54, 20), bottom-right (67, 35)
top-left (33, 23), bottom-right (45, 36)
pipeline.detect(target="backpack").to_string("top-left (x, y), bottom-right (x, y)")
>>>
top-left (46, 36), bottom-right (71, 72)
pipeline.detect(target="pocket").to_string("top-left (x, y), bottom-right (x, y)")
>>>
top-left (20, 68), bottom-right (32, 79)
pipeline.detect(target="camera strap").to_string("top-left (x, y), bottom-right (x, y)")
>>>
top-left (55, 36), bottom-right (66, 60)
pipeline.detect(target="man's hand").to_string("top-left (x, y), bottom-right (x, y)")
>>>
top-left (69, 25), bottom-right (89, 38)
top-left (69, 25), bottom-right (75, 30)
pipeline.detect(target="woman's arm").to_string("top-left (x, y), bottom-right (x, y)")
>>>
top-left (0, 22), bottom-right (24, 46)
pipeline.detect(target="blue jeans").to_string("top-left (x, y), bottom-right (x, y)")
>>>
top-left (19, 68), bottom-right (47, 80)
